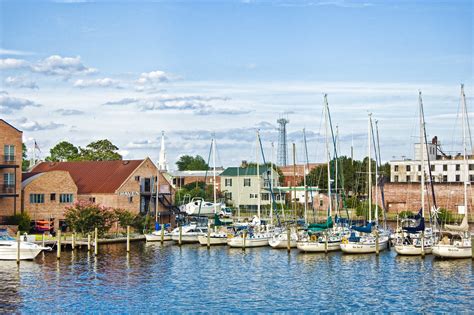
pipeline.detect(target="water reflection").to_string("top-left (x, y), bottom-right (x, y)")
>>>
top-left (0, 244), bottom-right (473, 313)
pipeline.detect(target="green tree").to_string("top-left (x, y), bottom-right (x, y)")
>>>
top-left (22, 143), bottom-right (29, 171)
top-left (176, 155), bottom-right (209, 171)
top-left (7, 213), bottom-right (31, 232)
top-left (79, 139), bottom-right (122, 161)
top-left (65, 201), bottom-right (115, 236)
top-left (46, 141), bottom-right (80, 162)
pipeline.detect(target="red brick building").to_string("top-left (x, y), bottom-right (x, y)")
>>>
top-left (279, 163), bottom-right (323, 187)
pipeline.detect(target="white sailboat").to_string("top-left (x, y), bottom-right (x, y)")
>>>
top-left (171, 224), bottom-right (208, 243)
top-left (395, 91), bottom-right (434, 255)
top-left (0, 230), bottom-right (51, 260)
top-left (432, 84), bottom-right (472, 258)
top-left (340, 113), bottom-right (389, 254)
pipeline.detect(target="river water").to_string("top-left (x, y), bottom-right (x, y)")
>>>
top-left (1, 242), bottom-right (473, 313)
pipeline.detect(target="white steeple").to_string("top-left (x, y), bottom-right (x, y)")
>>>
top-left (158, 131), bottom-right (168, 171)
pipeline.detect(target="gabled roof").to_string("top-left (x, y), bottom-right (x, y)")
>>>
top-left (32, 159), bottom-right (147, 194)
top-left (220, 166), bottom-right (271, 177)
top-left (0, 119), bottom-right (22, 133)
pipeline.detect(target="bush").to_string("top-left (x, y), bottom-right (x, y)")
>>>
top-left (7, 213), bottom-right (31, 233)
top-left (114, 209), bottom-right (149, 232)
top-left (437, 208), bottom-right (453, 223)
top-left (355, 201), bottom-right (383, 219)
top-left (398, 210), bottom-right (415, 219)
top-left (65, 201), bottom-right (115, 236)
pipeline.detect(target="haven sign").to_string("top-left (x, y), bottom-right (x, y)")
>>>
top-left (118, 191), bottom-right (140, 197)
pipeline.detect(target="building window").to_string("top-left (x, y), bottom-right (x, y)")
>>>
top-left (89, 197), bottom-right (96, 203)
top-left (50, 193), bottom-right (56, 201)
top-left (394, 165), bottom-right (399, 172)
top-left (225, 192), bottom-right (232, 200)
top-left (470, 175), bottom-right (474, 182)
top-left (431, 165), bottom-right (435, 171)
top-left (406, 165), bottom-right (411, 172)
top-left (60, 194), bottom-right (74, 203)
top-left (263, 179), bottom-right (271, 188)
top-left (261, 193), bottom-right (269, 201)
top-left (30, 194), bottom-right (44, 204)
top-left (456, 175), bottom-right (460, 182)
top-left (128, 196), bottom-right (133, 203)
top-left (249, 193), bottom-right (258, 199)
top-left (4, 145), bottom-right (14, 162)
top-left (406, 176), bottom-right (411, 182)
top-left (443, 175), bottom-right (448, 182)
top-left (418, 176), bottom-right (421, 182)
top-left (470, 164), bottom-right (474, 171)
top-left (394, 175), bottom-right (399, 182)
top-left (225, 178), bottom-right (232, 187)
top-left (418, 165), bottom-right (421, 171)
top-left (443, 165), bottom-right (448, 171)
top-left (244, 178), bottom-right (251, 187)
top-left (456, 164), bottom-right (460, 171)
top-left (3, 173), bottom-right (14, 186)
top-left (135, 176), bottom-right (140, 181)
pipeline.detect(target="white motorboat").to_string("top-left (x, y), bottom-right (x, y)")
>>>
top-left (171, 224), bottom-right (207, 244)
top-left (269, 228), bottom-right (298, 249)
top-left (180, 198), bottom-right (223, 217)
top-left (340, 232), bottom-right (389, 254)
top-left (0, 231), bottom-right (51, 260)
top-left (145, 229), bottom-right (172, 242)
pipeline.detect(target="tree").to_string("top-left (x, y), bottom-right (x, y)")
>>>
top-left (176, 155), bottom-right (209, 171)
top-left (65, 201), bottom-right (115, 236)
top-left (46, 141), bottom-right (80, 162)
top-left (79, 139), bottom-right (122, 161)
top-left (22, 143), bottom-right (29, 171)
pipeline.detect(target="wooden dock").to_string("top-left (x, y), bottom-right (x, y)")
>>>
top-left (33, 235), bottom-right (146, 249)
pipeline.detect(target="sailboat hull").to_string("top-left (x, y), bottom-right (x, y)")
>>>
top-left (197, 235), bottom-right (228, 246)
top-left (394, 244), bottom-right (432, 255)
top-left (296, 241), bottom-right (340, 252)
top-left (145, 232), bottom-right (172, 242)
top-left (340, 239), bottom-right (388, 254)
top-left (432, 244), bottom-right (472, 258)
top-left (269, 232), bottom-right (297, 249)
top-left (171, 234), bottom-right (203, 244)
top-left (227, 236), bottom-right (269, 248)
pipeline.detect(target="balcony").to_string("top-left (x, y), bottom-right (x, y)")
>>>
top-left (0, 184), bottom-right (18, 196)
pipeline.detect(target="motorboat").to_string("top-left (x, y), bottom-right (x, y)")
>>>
top-left (171, 224), bottom-right (208, 244)
top-left (0, 230), bottom-right (51, 260)
top-left (180, 198), bottom-right (223, 217)
top-left (145, 224), bottom-right (172, 242)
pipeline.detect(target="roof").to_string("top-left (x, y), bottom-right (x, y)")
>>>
top-left (31, 159), bottom-right (147, 194)
top-left (21, 172), bottom-right (45, 188)
top-left (0, 119), bottom-right (22, 133)
top-left (220, 166), bottom-right (271, 177)
top-left (170, 170), bottom-right (223, 177)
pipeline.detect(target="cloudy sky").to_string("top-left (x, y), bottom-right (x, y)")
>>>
top-left (0, 0), bottom-right (472, 169)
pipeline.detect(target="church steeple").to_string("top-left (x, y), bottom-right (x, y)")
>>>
top-left (158, 131), bottom-right (168, 171)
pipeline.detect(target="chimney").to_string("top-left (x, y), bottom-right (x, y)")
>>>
top-left (241, 160), bottom-right (248, 168)
top-left (432, 136), bottom-right (438, 145)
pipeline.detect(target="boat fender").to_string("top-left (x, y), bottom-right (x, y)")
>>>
top-left (310, 235), bottom-right (317, 241)
top-left (341, 237), bottom-right (348, 244)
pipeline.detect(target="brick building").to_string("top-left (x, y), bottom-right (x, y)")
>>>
top-left (279, 163), bottom-right (323, 187)
top-left (31, 158), bottom-right (175, 221)
top-left (0, 119), bottom-right (22, 220)
top-left (22, 171), bottom-right (78, 229)
top-left (170, 169), bottom-right (223, 191)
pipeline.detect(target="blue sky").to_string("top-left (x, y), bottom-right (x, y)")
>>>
top-left (0, 0), bottom-right (472, 168)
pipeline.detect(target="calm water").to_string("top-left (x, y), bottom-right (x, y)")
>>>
top-left (1, 242), bottom-right (473, 313)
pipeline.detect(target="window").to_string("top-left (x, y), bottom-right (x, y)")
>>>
top-left (443, 175), bottom-right (448, 182)
top-left (4, 145), bottom-right (14, 162)
top-left (261, 193), bottom-right (269, 201)
top-left (470, 175), bottom-right (474, 182)
top-left (456, 164), bottom-right (460, 171)
top-left (470, 164), bottom-right (474, 171)
top-left (50, 193), bottom-right (56, 201)
top-left (431, 165), bottom-right (435, 171)
top-left (225, 178), bottom-right (232, 187)
top-left (456, 175), bottom-right (460, 182)
top-left (3, 173), bottom-right (14, 186)
top-left (244, 178), bottom-right (251, 187)
top-left (406, 175), bottom-right (411, 182)
top-left (394, 175), bottom-right (399, 182)
top-left (89, 197), bottom-right (96, 203)
top-left (135, 176), bottom-right (140, 181)
top-left (394, 165), bottom-right (399, 172)
top-left (264, 179), bottom-right (271, 188)
top-left (249, 193), bottom-right (258, 199)
top-left (443, 165), bottom-right (448, 171)
top-left (418, 176), bottom-right (421, 182)
top-left (225, 192), bottom-right (232, 200)
top-left (30, 194), bottom-right (44, 204)
top-left (418, 165), bottom-right (421, 172)
top-left (60, 194), bottom-right (73, 203)
top-left (129, 196), bottom-right (133, 203)
top-left (406, 165), bottom-right (411, 172)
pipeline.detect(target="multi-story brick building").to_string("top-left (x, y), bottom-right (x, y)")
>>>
top-left (0, 119), bottom-right (23, 220)
top-left (169, 169), bottom-right (223, 191)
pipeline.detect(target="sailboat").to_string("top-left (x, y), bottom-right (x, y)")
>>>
top-left (228, 130), bottom-right (272, 248)
top-left (395, 91), bottom-right (435, 255)
top-left (198, 137), bottom-right (230, 246)
top-left (340, 113), bottom-right (389, 254)
top-left (432, 84), bottom-right (472, 258)
top-left (297, 95), bottom-right (347, 252)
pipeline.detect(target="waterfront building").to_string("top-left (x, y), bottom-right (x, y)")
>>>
top-left (169, 169), bottom-right (223, 191)
top-left (279, 163), bottom-right (322, 187)
top-left (31, 158), bottom-right (176, 221)
top-left (0, 119), bottom-right (22, 220)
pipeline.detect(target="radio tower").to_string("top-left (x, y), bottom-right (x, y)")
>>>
top-left (277, 117), bottom-right (289, 166)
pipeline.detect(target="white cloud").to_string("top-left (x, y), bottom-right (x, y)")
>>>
top-left (0, 48), bottom-right (33, 56)
top-left (73, 78), bottom-right (122, 89)
top-left (55, 109), bottom-right (85, 116)
top-left (0, 58), bottom-right (28, 70)
top-left (4, 76), bottom-right (39, 89)
top-left (0, 92), bottom-right (41, 113)
top-left (32, 55), bottom-right (97, 77)
top-left (137, 70), bottom-right (169, 84)
top-left (14, 117), bottom-right (65, 132)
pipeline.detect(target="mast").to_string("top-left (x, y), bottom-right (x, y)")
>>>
top-left (461, 84), bottom-right (468, 215)
top-left (303, 129), bottom-right (308, 224)
top-left (256, 130), bottom-right (261, 218)
top-left (419, 91), bottom-right (425, 218)
top-left (375, 120), bottom-right (386, 230)
top-left (292, 142), bottom-right (296, 217)
top-left (324, 94), bottom-right (332, 218)
top-left (368, 113), bottom-right (372, 223)
top-left (373, 120), bottom-right (379, 226)
top-left (212, 137), bottom-right (217, 214)
top-left (237, 166), bottom-right (241, 220)
top-left (270, 142), bottom-right (274, 224)
top-left (335, 125), bottom-right (339, 216)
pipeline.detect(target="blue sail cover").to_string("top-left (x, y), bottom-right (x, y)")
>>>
top-left (403, 217), bottom-right (425, 233)
top-left (413, 208), bottom-right (422, 220)
top-left (351, 222), bottom-right (373, 233)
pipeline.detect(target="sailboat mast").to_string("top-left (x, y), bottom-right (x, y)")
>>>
top-left (461, 84), bottom-right (468, 214)
top-left (270, 142), bottom-right (274, 224)
top-left (256, 130), bottom-right (261, 218)
top-left (419, 92), bottom-right (426, 218)
top-left (375, 120), bottom-right (386, 230)
top-left (335, 125), bottom-right (339, 216)
top-left (213, 137), bottom-right (217, 214)
top-left (303, 129), bottom-right (308, 224)
top-left (368, 113), bottom-right (372, 223)
top-left (324, 94), bottom-right (332, 217)
top-left (373, 120), bottom-right (379, 226)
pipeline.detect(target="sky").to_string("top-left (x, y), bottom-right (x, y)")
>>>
top-left (0, 0), bottom-right (473, 169)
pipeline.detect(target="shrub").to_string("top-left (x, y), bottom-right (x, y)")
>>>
top-left (355, 201), bottom-right (383, 219)
top-left (398, 210), bottom-right (415, 219)
top-left (65, 201), bottom-right (115, 236)
top-left (7, 213), bottom-right (31, 233)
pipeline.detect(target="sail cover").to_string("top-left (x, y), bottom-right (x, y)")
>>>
top-left (351, 222), bottom-right (373, 233)
top-left (445, 215), bottom-right (469, 232)
top-left (308, 216), bottom-right (333, 231)
top-left (403, 217), bottom-right (425, 233)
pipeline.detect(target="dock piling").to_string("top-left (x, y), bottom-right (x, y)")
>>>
top-left (179, 226), bottom-right (182, 246)
top-left (72, 232), bottom-right (76, 250)
top-left (126, 226), bottom-right (130, 253)
top-left (94, 228), bottom-right (98, 256)
top-left (324, 231), bottom-right (328, 254)
top-left (87, 233), bottom-right (91, 251)
top-left (160, 224), bottom-right (164, 244)
top-left (243, 230), bottom-right (246, 251)
top-left (421, 232), bottom-right (425, 258)
top-left (57, 230), bottom-right (61, 260)
top-left (42, 233), bottom-right (45, 248)
top-left (207, 221), bottom-right (211, 248)
top-left (16, 231), bottom-right (20, 264)
top-left (286, 227), bottom-right (291, 253)
top-left (375, 231), bottom-right (379, 256)
top-left (471, 235), bottom-right (474, 259)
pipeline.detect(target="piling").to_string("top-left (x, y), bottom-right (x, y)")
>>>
top-left (179, 226), bottom-right (182, 246)
top-left (57, 230), bottom-right (61, 260)
top-left (160, 224), bottom-right (164, 244)
top-left (126, 226), bottom-right (130, 253)
top-left (471, 235), bottom-right (474, 259)
top-left (324, 231), bottom-right (328, 254)
top-left (71, 232), bottom-right (76, 250)
top-left (375, 231), bottom-right (379, 256)
top-left (207, 221), bottom-right (211, 248)
top-left (421, 232), bottom-right (425, 258)
top-left (243, 230), bottom-right (246, 251)
top-left (42, 233), bottom-right (45, 248)
top-left (16, 231), bottom-right (20, 264)
top-left (94, 228), bottom-right (98, 256)
top-left (286, 228), bottom-right (291, 253)
top-left (87, 233), bottom-right (91, 251)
